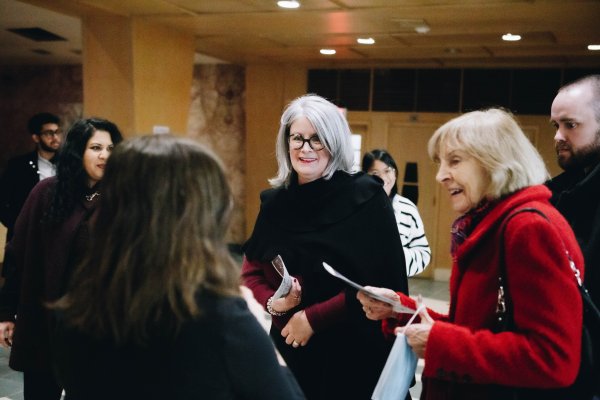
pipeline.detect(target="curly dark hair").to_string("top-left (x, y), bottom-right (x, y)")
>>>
top-left (27, 112), bottom-right (60, 135)
top-left (45, 118), bottom-right (123, 224)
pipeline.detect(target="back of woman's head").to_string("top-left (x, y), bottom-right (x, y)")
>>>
top-left (47, 118), bottom-right (123, 223)
top-left (271, 94), bottom-right (354, 187)
top-left (361, 149), bottom-right (399, 196)
top-left (60, 135), bottom-right (239, 345)
top-left (428, 108), bottom-right (548, 199)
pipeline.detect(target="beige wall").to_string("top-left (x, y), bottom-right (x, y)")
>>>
top-left (131, 20), bottom-right (194, 136)
top-left (83, 15), bottom-right (194, 137)
top-left (244, 64), bottom-right (307, 236)
top-left (82, 14), bottom-right (134, 134)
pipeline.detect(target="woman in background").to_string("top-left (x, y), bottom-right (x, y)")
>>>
top-left (358, 109), bottom-right (584, 399)
top-left (242, 94), bottom-right (408, 399)
top-left (362, 149), bottom-right (431, 276)
top-left (52, 135), bottom-right (304, 399)
top-left (0, 118), bottom-right (122, 400)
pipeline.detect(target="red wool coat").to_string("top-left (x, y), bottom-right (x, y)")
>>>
top-left (385, 185), bottom-right (584, 400)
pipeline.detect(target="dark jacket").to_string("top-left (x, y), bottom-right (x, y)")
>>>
top-left (0, 177), bottom-right (98, 372)
top-left (547, 162), bottom-right (600, 310)
top-left (242, 171), bottom-right (408, 400)
top-left (52, 293), bottom-right (305, 400)
top-left (0, 151), bottom-right (41, 243)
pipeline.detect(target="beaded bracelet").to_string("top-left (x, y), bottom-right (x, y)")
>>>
top-left (266, 296), bottom-right (286, 316)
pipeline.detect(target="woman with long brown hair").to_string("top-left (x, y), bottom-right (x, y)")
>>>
top-left (52, 135), bottom-right (303, 399)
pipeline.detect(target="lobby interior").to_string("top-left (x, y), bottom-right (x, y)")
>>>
top-left (0, 1), bottom-right (599, 398)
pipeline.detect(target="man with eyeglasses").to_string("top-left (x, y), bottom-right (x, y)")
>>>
top-left (0, 112), bottom-right (62, 243)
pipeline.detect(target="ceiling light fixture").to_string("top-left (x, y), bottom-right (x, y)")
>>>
top-left (320, 49), bottom-right (336, 55)
top-left (588, 44), bottom-right (600, 51)
top-left (357, 37), bottom-right (375, 45)
top-left (415, 25), bottom-right (430, 34)
top-left (502, 33), bottom-right (521, 41)
top-left (277, 1), bottom-right (300, 9)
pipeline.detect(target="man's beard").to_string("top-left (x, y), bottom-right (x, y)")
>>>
top-left (556, 130), bottom-right (600, 172)
top-left (39, 140), bottom-right (59, 153)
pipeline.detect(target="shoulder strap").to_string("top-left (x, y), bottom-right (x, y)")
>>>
top-left (497, 207), bottom-right (600, 328)
top-left (496, 208), bottom-right (548, 328)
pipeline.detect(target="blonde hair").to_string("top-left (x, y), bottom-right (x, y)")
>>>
top-left (428, 108), bottom-right (549, 199)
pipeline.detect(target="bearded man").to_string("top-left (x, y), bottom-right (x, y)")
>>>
top-left (0, 112), bottom-right (62, 242)
top-left (548, 74), bottom-right (600, 399)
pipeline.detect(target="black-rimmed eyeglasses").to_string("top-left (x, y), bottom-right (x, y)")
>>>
top-left (39, 129), bottom-right (63, 138)
top-left (288, 134), bottom-right (325, 151)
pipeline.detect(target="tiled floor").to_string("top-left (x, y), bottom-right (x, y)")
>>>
top-left (407, 277), bottom-right (450, 400)
top-left (0, 346), bottom-right (22, 400)
top-left (0, 277), bottom-right (450, 400)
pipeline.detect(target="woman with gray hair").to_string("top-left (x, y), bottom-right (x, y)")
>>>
top-left (358, 108), bottom-right (585, 399)
top-left (242, 94), bottom-right (409, 399)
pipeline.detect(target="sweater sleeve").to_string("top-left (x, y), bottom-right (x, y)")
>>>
top-left (393, 195), bottom-right (431, 277)
top-left (241, 256), bottom-right (347, 332)
top-left (303, 292), bottom-right (346, 333)
top-left (381, 292), bottom-right (448, 338)
top-left (240, 256), bottom-right (273, 309)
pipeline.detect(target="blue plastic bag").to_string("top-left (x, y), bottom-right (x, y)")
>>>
top-left (372, 304), bottom-right (423, 400)
top-left (372, 333), bottom-right (418, 400)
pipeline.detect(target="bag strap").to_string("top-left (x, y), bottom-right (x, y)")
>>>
top-left (495, 207), bottom-right (599, 328)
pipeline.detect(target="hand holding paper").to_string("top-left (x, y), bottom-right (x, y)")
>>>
top-left (322, 262), bottom-right (414, 314)
top-left (271, 255), bottom-right (293, 300)
top-left (269, 255), bottom-right (302, 314)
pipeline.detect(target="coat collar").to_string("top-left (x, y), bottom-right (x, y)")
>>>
top-left (454, 185), bottom-right (552, 263)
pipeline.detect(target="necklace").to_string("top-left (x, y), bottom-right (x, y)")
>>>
top-left (85, 191), bottom-right (100, 201)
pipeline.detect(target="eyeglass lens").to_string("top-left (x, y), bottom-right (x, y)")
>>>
top-left (289, 134), bottom-right (324, 150)
top-left (40, 129), bottom-right (62, 137)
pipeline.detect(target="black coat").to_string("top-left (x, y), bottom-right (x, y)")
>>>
top-left (0, 151), bottom-right (41, 243)
top-left (52, 294), bottom-right (305, 400)
top-left (243, 171), bottom-right (408, 400)
top-left (547, 162), bottom-right (600, 310)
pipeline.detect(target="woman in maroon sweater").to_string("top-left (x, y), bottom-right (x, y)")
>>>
top-left (242, 95), bottom-right (408, 399)
top-left (358, 109), bottom-right (585, 400)
top-left (0, 118), bottom-right (122, 400)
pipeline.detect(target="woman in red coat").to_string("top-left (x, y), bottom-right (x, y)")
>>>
top-left (358, 108), bottom-right (585, 400)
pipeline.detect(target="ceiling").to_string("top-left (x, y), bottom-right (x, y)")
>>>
top-left (1, 0), bottom-right (600, 68)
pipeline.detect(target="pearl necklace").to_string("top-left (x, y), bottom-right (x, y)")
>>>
top-left (85, 191), bottom-right (100, 201)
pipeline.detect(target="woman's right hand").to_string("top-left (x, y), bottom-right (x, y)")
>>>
top-left (0, 321), bottom-right (14, 348)
top-left (357, 286), bottom-right (399, 320)
top-left (271, 278), bottom-right (302, 313)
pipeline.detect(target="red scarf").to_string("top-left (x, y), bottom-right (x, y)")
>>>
top-left (450, 200), bottom-right (496, 257)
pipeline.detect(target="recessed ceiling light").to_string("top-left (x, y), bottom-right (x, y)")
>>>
top-left (357, 37), bottom-right (375, 45)
top-left (415, 25), bottom-right (430, 34)
top-left (502, 33), bottom-right (521, 41)
top-left (277, 1), bottom-right (300, 9)
top-left (320, 49), bottom-right (336, 55)
top-left (588, 44), bottom-right (600, 51)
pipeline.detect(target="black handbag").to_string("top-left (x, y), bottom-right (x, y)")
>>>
top-left (495, 208), bottom-right (600, 400)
